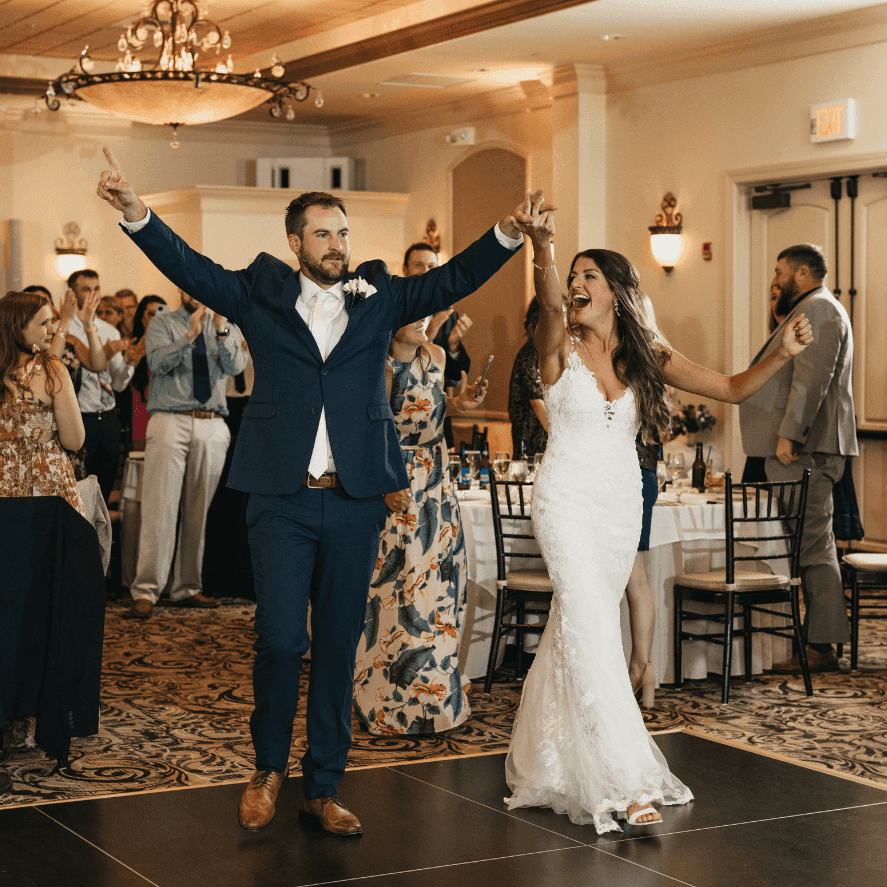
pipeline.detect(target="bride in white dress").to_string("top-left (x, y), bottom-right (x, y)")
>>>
top-left (504, 192), bottom-right (814, 833)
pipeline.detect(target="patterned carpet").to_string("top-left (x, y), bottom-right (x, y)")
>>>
top-left (2, 598), bottom-right (886, 808)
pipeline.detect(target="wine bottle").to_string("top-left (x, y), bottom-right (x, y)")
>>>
top-left (479, 444), bottom-right (491, 490)
top-left (691, 441), bottom-right (706, 492)
top-left (458, 445), bottom-right (471, 490)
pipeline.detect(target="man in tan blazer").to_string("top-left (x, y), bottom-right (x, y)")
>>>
top-left (740, 243), bottom-right (856, 674)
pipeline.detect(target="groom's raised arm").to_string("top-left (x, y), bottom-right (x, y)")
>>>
top-left (387, 191), bottom-right (553, 326)
top-left (97, 147), bottom-right (253, 323)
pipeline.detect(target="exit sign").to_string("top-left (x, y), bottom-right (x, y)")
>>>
top-left (810, 99), bottom-right (857, 143)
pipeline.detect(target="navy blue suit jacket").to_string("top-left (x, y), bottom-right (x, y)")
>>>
top-left (124, 213), bottom-right (517, 498)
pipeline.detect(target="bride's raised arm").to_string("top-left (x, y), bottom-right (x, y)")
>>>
top-left (511, 190), bottom-right (564, 386)
top-left (662, 314), bottom-right (814, 404)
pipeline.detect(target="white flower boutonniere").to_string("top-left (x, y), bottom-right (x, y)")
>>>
top-left (343, 277), bottom-right (377, 307)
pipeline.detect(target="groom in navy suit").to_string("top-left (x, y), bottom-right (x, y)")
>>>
top-left (97, 148), bottom-right (530, 835)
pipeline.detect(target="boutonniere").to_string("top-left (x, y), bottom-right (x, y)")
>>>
top-left (343, 277), bottom-right (377, 308)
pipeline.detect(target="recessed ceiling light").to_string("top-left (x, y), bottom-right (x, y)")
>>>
top-left (472, 68), bottom-right (490, 73)
top-left (362, 92), bottom-right (380, 98)
top-left (601, 34), bottom-right (626, 41)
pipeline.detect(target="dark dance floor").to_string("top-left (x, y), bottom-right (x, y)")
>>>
top-left (2, 730), bottom-right (886, 887)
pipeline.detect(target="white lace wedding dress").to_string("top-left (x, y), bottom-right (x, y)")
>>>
top-left (504, 342), bottom-right (693, 834)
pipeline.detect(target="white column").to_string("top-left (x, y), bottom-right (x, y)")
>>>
top-left (551, 64), bottom-right (607, 269)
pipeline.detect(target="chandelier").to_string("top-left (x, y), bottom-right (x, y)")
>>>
top-left (44, 1), bottom-right (322, 142)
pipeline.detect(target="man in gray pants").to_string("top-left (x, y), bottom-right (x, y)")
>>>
top-left (740, 243), bottom-right (856, 674)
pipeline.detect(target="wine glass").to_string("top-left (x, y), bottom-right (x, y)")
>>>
top-left (493, 451), bottom-right (511, 480)
top-left (511, 459), bottom-right (528, 482)
top-left (656, 459), bottom-right (668, 492)
top-left (467, 451), bottom-right (481, 480)
top-left (532, 452), bottom-right (544, 477)
top-left (667, 453), bottom-right (684, 486)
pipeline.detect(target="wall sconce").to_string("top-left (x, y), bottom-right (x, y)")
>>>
top-left (648, 193), bottom-right (684, 273)
top-left (55, 222), bottom-right (88, 280)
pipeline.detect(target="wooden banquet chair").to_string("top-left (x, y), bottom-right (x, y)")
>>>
top-left (673, 469), bottom-right (813, 704)
top-left (838, 552), bottom-right (887, 670)
top-left (483, 475), bottom-right (552, 694)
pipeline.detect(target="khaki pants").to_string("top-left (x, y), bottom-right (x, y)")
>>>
top-left (131, 413), bottom-right (230, 603)
top-left (765, 452), bottom-right (850, 645)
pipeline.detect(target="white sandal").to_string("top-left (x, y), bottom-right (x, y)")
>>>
top-left (620, 805), bottom-right (662, 827)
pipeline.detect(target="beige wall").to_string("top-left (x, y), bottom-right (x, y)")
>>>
top-left (0, 102), bottom-right (330, 301)
top-left (606, 39), bottom-right (887, 467)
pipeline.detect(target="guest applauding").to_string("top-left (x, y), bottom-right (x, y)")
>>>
top-left (0, 291), bottom-right (85, 515)
top-left (353, 318), bottom-right (487, 735)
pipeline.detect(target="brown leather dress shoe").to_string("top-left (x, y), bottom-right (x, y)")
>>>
top-left (238, 768), bottom-right (287, 830)
top-left (178, 592), bottom-right (219, 609)
top-left (771, 646), bottom-right (839, 675)
top-left (130, 599), bottom-right (153, 618)
top-left (299, 797), bottom-right (362, 836)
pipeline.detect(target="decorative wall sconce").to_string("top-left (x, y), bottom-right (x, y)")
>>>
top-left (648, 192), bottom-right (684, 272)
top-left (55, 222), bottom-right (88, 279)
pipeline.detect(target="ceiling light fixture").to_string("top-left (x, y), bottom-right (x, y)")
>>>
top-left (44, 0), bottom-right (316, 139)
top-left (648, 193), bottom-right (684, 273)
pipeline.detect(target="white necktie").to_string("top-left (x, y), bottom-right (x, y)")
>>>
top-left (307, 293), bottom-right (332, 478)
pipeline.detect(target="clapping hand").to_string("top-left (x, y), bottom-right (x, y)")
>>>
top-left (779, 314), bottom-right (814, 359)
top-left (59, 289), bottom-right (78, 326)
top-left (77, 290), bottom-right (101, 328)
top-left (97, 146), bottom-right (148, 222)
top-left (425, 308), bottom-right (453, 342)
top-left (189, 304), bottom-right (209, 339)
top-left (509, 189), bottom-right (556, 244)
top-left (124, 336), bottom-right (146, 366)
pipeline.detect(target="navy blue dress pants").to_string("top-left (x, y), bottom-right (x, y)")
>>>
top-left (246, 485), bottom-right (386, 798)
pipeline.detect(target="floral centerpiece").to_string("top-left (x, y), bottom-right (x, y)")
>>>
top-left (670, 401), bottom-right (716, 438)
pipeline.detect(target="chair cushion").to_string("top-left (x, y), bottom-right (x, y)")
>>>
top-left (505, 569), bottom-right (553, 592)
top-left (842, 552), bottom-right (887, 572)
top-left (676, 569), bottom-right (789, 591)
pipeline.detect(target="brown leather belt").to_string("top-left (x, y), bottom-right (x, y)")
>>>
top-left (169, 410), bottom-right (224, 419)
top-left (303, 473), bottom-right (342, 489)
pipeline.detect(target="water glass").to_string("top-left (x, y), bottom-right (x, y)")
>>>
top-left (467, 450), bottom-right (481, 479)
top-left (511, 459), bottom-right (528, 482)
top-left (533, 453), bottom-right (544, 476)
top-left (493, 451), bottom-right (511, 480)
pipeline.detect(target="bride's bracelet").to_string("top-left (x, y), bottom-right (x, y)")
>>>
top-left (533, 261), bottom-right (557, 279)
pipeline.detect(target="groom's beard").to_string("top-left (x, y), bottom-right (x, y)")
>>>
top-left (300, 247), bottom-right (349, 285)
top-left (774, 278), bottom-right (799, 318)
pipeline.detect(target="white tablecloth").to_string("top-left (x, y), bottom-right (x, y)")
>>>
top-left (457, 491), bottom-right (791, 683)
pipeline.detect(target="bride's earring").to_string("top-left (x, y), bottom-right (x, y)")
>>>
top-left (613, 298), bottom-right (621, 317)
top-left (32, 343), bottom-right (39, 353)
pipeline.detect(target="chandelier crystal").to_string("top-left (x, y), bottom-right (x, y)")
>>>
top-left (45, 1), bottom-right (315, 130)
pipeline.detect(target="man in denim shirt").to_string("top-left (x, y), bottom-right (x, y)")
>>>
top-left (129, 291), bottom-right (248, 618)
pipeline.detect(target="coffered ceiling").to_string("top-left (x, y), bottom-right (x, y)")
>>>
top-left (1, 0), bottom-right (885, 138)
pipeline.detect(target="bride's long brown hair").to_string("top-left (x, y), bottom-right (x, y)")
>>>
top-left (0, 291), bottom-right (59, 406)
top-left (566, 250), bottom-right (673, 444)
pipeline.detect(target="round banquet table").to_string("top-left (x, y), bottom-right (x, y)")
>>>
top-left (456, 489), bottom-right (791, 684)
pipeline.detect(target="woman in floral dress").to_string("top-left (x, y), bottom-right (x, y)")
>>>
top-left (0, 291), bottom-right (86, 514)
top-left (354, 317), bottom-right (487, 735)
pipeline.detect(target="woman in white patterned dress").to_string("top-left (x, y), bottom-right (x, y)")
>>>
top-left (504, 192), bottom-right (814, 832)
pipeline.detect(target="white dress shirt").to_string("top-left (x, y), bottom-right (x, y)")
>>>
top-left (68, 314), bottom-right (135, 412)
top-left (296, 274), bottom-right (347, 475)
